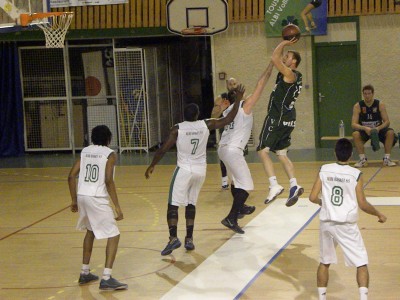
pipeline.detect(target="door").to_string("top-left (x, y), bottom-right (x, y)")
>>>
top-left (315, 43), bottom-right (360, 147)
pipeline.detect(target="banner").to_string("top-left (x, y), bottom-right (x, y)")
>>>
top-left (51, 0), bottom-right (128, 8)
top-left (265, 0), bottom-right (327, 37)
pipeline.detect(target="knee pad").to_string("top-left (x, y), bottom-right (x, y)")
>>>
top-left (185, 204), bottom-right (196, 220)
top-left (167, 204), bottom-right (179, 220)
top-left (276, 148), bottom-right (288, 156)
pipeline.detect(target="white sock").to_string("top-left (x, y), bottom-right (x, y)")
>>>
top-left (384, 154), bottom-right (390, 160)
top-left (269, 176), bottom-right (278, 186)
top-left (222, 176), bottom-right (228, 185)
top-left (289, 178), bottom-right (298, 188)
top-left (359, 154), bottom-right (366, 160)
top-left (102, 268), bottom-right (112, 280)
top-left (317, 287), bottom-right (327, 300)
top-left (359, 287), bottom-right (368, 300)
top-left (81, 264), bottom-right (90, 275)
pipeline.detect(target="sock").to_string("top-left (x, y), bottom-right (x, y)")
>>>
top-left (384, 154), bottom-right (390, 160)
top-left (168, 225), bottom-right (177, 238)
top-left (186, 225), bottom-right (194, 239)
top-left (269, 176), bottom-right (278, 187)
top-left (359, 154), bottom-right (366, 160)
top-left (317, 287), bottom-right (327, 300)
top-left (81, 264), bottom-right (90, 275)
top-left (359, 287), bottom-right (368, 300)
top-left (222, 176), bottom-right (228, 186)
top-left (289, 178), bottom-right (298, 188)
top-left (102, 268), bottom-right (112, 280)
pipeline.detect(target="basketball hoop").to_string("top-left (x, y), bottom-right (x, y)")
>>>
top-left (181, 27), bottom-right (208, 36)
top-left (20, 12), bottom-right (74, 48)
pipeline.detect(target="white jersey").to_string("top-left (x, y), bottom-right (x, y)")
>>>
top-left (176, 120), bottom-right (210, 174)
top-left (78, 145), bottom-right (114, 197)
top-left (319, 163), bottom-right (361, 223)
top-left (219, 101), bottom-right (252, 150)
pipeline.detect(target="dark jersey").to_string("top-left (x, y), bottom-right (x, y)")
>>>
top-left (358, 99), bottom-right (382, 128)
top-left (267, 70), bottom-right (302, 125)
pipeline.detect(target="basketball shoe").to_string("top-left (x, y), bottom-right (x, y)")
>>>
top-left (286, 185), bottom-right (304, 207)
top-left (383, 158), bottom-right (396, 167)
top-left (264, 185), bottom-right (284, 204)
top-left (79, 272), bottom-right (99, 285)
top-left (99, 277), bottom-right (128, 290)
top-left (354, 158), bottom-right (368, 168)
top-left (221, 217), bottom-right (244, 234)
top-left (161, 237), bottom-right (181, 256)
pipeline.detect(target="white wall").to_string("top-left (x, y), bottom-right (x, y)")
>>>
top-left (212, 15), bottom-right (400, 149)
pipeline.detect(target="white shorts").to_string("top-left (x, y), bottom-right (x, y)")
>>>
top-left (169, 167), bottom-right (206, 207)
top-left (218, 145), bottom-right (254, 191)
top-left (76, 195), bottom-right (120, 239)
top-left (319, 221), bottom-right (368, 267)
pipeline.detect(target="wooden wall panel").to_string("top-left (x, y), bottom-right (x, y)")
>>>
top-left (53, 0), bottom-right (400, 31)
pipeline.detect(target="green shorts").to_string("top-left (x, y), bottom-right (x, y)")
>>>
top-left (257, 120), bottom-right (295, 152)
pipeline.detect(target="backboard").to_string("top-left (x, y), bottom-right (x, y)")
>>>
top-left (0, 0), bottom-right (49, 32)
top-left (167, 0), bottom-right (228, 36)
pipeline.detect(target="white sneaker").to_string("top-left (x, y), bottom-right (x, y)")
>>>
top-left (354, 158), bottom-right (368, 168)
top-left (383, 158), bottom-right (396, 167)
top-left (264, 185), bottom-right (284, 204)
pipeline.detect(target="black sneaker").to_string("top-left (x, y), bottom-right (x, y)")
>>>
top-left (161, 237), bottom-right (181, 256)
top-left (184, 237), bottom-right (195, 251)
top-left (238, 204), bottom-right (256, 219)
top-left (285, 185), bottom-right (304, 207)
top-left (99, 276), bottom-right (128, 290)
top-left (79, 272), bottom-right (99, 285)
top-left (221, 217), bottom-right (244, 234)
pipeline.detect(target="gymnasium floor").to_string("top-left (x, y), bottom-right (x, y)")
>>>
top-left (1, 148), bottom-right (399, 300)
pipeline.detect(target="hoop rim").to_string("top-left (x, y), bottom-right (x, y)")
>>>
top-left (20, 12), bottom-right (74, 27)
top-left (181, 27), bottom-right (208, 36)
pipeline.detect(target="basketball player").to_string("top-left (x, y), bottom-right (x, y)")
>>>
top-left (212, 77), bottom-right (241, 190)
top-left (212, 92), bottom-right (231, 190)
top-left (219, 62), bottom-right (274, 234)
top-left (145, 85), bottom-right (244, 256)
top-left (309, 138), bottom-right (387, 300)
top-left (257, 39), bottom-right (303, 207)
top-left (301, 0), bottom-right (322, 32)
top-left (68, 125), bottom-right (127, 290)
top-left (352, 84), bottom-right (397, 168)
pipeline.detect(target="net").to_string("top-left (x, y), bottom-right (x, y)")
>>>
top-left (20, 12), bottom-right (74, 48)
top-left (37, 13), bottom-right (74, 48)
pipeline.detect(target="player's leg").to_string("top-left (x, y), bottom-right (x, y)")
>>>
top-left (184, 204), bottom-right (196, 250)
top-left (381, 128), bottom-right (397, 166)
top-left (78, 230), bottom-right (99, 284)
top-left (317, 263), bottom-right (330, 300)
top-left (276, 149), bottom-right (303, 207)
top-left (352, 131), bottom-right (368, 167)
top-left (220, 160), bottom-right (229, 189)
top-left (300, 3), bottom-right (314, 31)
top-left (357, 265), bottom-right (369, 299)
top-left (76, 196), bottom-right (98, 285)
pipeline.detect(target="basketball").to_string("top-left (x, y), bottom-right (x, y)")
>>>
top-left (282, 24), bottom-right (301, 42)
top-left (85, 76), bottom-right (102, 96)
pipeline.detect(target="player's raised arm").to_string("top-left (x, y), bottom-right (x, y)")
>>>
top-left (242, 62), bottom-right (274, 114)
top-left (271, 39), bottom-right (297, 83)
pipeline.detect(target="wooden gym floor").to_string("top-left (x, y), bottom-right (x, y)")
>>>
top-left (0, 149), bottom-right (399, 300)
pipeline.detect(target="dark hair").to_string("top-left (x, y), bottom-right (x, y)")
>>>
top-left (362, 84), bottom-right (374, 93)
top-left (288, 50), bottom-right (301, 67)
top-left (221, 92), bottom-right (229, 100)
top-left (184, 103), bottom-right (199, 121)
top-left (91, 125), bottom-right (112, 146)
top-left (335, 138), bottom-right (353, 162)
top-left (227, 90), bottom-right (236, 104)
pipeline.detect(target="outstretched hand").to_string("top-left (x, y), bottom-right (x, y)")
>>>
top-left (378, 213), bottom-right (387, 223)
top-left (232, 84), bottom-right (245, 102)
top-left (145, 166), bottom-right (154, 179)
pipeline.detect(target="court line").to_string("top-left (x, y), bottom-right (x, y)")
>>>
top-left (0, 206), bottom-right (70, 241)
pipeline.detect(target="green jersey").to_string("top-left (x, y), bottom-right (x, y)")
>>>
top-left (267, 70), bottom-right (302, 124)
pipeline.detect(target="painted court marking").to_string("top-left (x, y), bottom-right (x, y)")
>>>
top-left (161, 197), bottom-right (399, 300)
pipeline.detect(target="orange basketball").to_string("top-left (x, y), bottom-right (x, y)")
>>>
top-left (85, 76), bottom-right (102, 96)
top-left (282, 24), bottom-right (301, 42)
